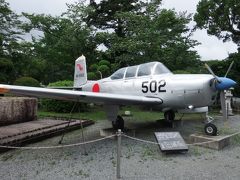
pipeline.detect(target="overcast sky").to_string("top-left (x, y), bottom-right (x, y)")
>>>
top-left (7, 0), bottom-right (238, 61)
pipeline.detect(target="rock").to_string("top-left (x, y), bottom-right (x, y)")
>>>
top-left (0, 97), bottom-right (37, 126)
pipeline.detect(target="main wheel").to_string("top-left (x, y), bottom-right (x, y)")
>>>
top-left (112, 115), bottom-right (124, 130)
top-left (164, 110), bottom-right (175, 122)
top-left (204, 123), bottom-right (217, 136)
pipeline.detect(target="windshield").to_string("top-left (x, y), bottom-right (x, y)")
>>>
top-left (110, 68), bottom-right (126, 80)
top-left (153, 63), bottom-right (172, 75)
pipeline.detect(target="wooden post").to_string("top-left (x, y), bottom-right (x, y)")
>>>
top-left (117, 129), bottom-right (122, 179)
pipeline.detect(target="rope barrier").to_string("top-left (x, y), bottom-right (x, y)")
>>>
top-left (122, 131), bottom-right (240, 146)
top-left (122, 134), bottom-right (159, 145)
top-left (0, 134), bottom-right (116, 150)
top-left (1, 130), bottom-right (240, 150)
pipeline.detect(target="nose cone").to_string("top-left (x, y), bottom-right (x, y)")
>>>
top-left (215, 77), bottom-right (237, 90)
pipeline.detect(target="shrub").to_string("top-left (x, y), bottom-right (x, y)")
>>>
top-left (14, 77), bottom-right (40, 87)
top-left (89, 64), bottom-right (98, 72)
top-left (97, 65), bottom-right (110, 77)
top-left (48, 80), bottom-right (73, 87)
top-left (41, 80), bottom-right (87, 113)
top-left (99, 60), bottom-right (110, 67)
top-left (173, 70), bottom-right (191, 74)
top-left (87, 72), bottom-right (97, 80)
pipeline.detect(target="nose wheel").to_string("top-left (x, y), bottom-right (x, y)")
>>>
top-left (112, 115), bottom-right (124, 130)
top-left (204, 123), bottom-right (217, 136)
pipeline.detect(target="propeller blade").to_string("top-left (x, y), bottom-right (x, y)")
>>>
top-left (204, 63), bottom-right (221, 82)
top-left (220, 91), bottom-right (227, 121)
top-left (224, 61), bottom-right (234, 77)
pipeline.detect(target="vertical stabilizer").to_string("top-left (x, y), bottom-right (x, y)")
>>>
top-left (74, 55), bottom-right (87, 88)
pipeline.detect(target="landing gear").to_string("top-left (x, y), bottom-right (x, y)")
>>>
top-left (112, 115), bottom-right (124, 130)
top-left (164, 110), bottom-right (175, 122)
top-left (204, 113), bottom-right (218, 136)
top-left (204, 123), bottom-right (218, 136)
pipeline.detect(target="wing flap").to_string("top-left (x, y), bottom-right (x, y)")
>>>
top-left (0, 84), bottom-right (162, 105)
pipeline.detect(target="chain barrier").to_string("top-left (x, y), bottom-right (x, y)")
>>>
top-left (0, 134), bottom-right (116, 150)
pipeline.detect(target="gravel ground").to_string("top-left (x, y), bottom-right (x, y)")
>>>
top-left (0, 114), bottom-right (240, 180)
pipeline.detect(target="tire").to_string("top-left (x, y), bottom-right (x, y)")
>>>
top-left (112, 115), bottom-right (124, 130)
top-left (204, 123), bottom-right (217, 136)
top-left (164, 110), bottom-right (175, 122)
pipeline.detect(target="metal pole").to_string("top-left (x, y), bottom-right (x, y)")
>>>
top-left (117, 129), bottom-right (121, 179)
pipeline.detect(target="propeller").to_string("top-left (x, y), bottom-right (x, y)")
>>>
top-left (205, 62), bottom-right (236, 121)
top-left (224, 61), bottom-right (234, 77)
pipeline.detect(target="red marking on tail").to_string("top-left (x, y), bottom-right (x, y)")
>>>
top-left (77, 64), bottom-right (84, 72)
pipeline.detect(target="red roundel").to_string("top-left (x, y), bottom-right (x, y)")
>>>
top-left (92, 83), bottom-right (100, 93)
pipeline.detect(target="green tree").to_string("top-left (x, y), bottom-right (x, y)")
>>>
top-left (22, 13), bottom-right (97, 84)
top-left (0, 0), bottom-right (22, 56)
top-left (85, 0), bottom-right (145, 37)
top-left (103, 4), bottom-right (200, 70)
top-left (0, 57), bottom-right (13, 83)
top-left (194, 0), bottom-right (240, 46)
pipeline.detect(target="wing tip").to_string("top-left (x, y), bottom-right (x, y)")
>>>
top-left (0, 87), bottom-right (9, 93)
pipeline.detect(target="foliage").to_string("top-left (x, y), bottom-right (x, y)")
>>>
top-left (87, 72), bottom-right (98, 80)
top-left (109, 8), bottom-right (200, 70)
top-left (48, 80), bottom-right (73, 87)
top-left (97, 65), bottom-right (110, 77)
top-left (194, 0), bottom-right (240, 46)
top-left (226, 53), bottom-right (240, 96)
top-left (14, 77), bottom-right (40, 87)
top-left (89, 63), bottom-right (98, 72)
top-left (21, 12), bottom-right (97, 84)
top-left (99, 60), bottom-right (111, 67)
top-left (41, 80), bottom-right (87, 113)
top-left (87, 59), bottom-right (111, 79)
top-left (173, 70), bottom-right (191, 74)
top-left (0, 57), bottom-right (13, 83)
top-left (86, 0), bottom-right (145, 37)
top-left (0, 0), bottom-right (22, 56)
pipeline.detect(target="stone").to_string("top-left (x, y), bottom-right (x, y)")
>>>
top-left (0, 97), bottom-right (37, 126)
top-left (189, 133), bottom-right (230, 150)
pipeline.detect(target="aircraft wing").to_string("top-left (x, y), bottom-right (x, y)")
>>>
top-left (0, 84), bottom-right (162, 105)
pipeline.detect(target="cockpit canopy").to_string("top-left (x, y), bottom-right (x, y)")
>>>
top-left (110, 62), bottom-right (172, 80)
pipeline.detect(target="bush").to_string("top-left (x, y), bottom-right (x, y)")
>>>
top-left (14, 77), bottom-right (40, 87)
top-left (97, 65), bottom-right (110, 77)
top-left (173, 70), bottom-right (191, 74)
top-left (99, 60), bottom-right (110, 67)
top-left (48, 80), bottom-right (73, 87)
top-left (89, 64), bottom-right (98, 72)
top-left (41, 80), bottom-right (87, 113)
top-left (87, 72), bottom-right (97, 80)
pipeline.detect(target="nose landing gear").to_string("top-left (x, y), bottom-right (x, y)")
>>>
top-left (204, 123), bottom-right (217, 136)
top-left (204, 114), bottom-right (218, 136)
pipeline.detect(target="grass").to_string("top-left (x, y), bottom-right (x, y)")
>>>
top-left (38, 105), bottom-right (221, 122)
top-left (38, 106), bottom-right (163, 122)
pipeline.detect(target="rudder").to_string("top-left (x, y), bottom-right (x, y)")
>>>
top-left (74, 55), bottom-right (87, 88)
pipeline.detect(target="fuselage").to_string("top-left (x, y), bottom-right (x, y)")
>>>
top-left (82, 62), bottom-right (217, 111)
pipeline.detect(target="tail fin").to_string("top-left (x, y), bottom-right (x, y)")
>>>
top-left (74, 55), bottom-right (87, 88)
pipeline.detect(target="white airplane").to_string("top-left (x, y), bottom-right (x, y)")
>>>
top-left (0, 56), bottom-right (236, 135)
